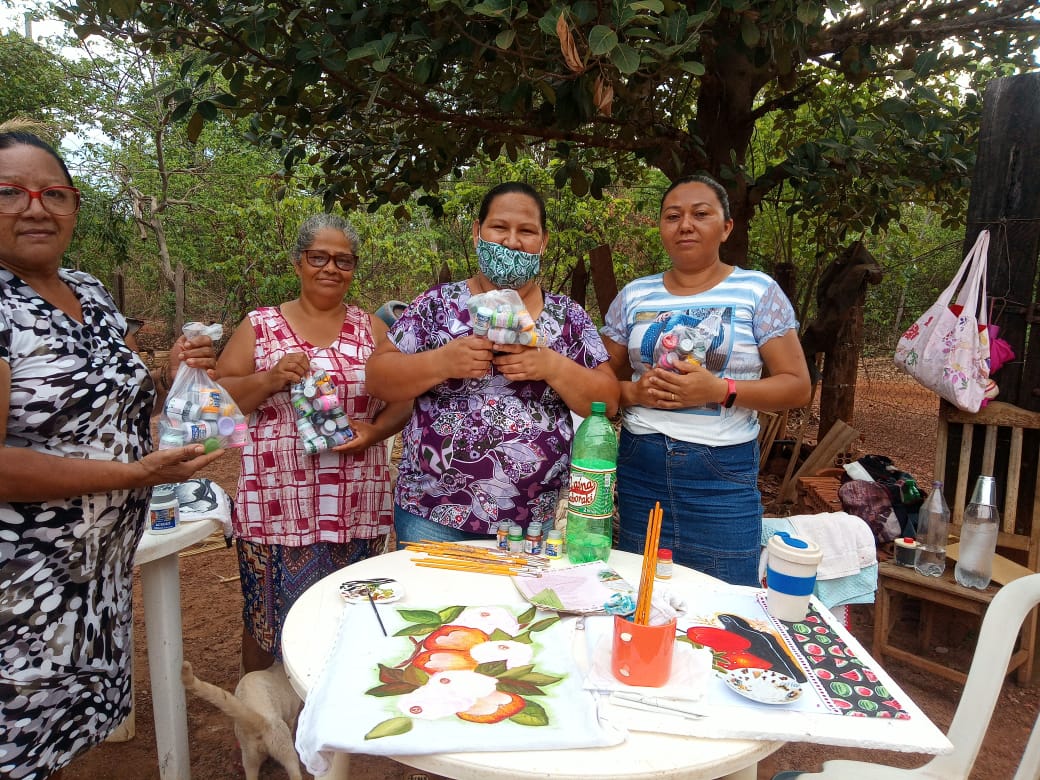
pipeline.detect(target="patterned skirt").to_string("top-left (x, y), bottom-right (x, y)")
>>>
top-left (237, 536), bottom-right (386, 657)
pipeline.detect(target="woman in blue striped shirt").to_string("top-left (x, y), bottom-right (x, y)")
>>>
top-left (601, 175), bottom-right (810, 586)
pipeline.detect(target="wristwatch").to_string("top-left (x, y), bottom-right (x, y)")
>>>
top-left (722, 377), bottom-right (737, 409)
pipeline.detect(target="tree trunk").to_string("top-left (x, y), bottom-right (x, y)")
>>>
top-left (818, 300), bottom-right (864, 441)
top-left (588, 244), bottom-right (617, 320)
top-left (966, 73), bottom-right (1040, 410)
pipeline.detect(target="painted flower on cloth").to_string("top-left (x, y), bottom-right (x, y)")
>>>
top-left (364, 605), bottom-right (562, 741)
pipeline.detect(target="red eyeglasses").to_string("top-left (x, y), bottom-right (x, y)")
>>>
top-left (0, 183), bottom-right (81, 216)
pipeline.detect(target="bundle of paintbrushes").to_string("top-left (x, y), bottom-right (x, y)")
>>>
top-left (406, 540), bottom-right (548, 577)
top-left (634, 501), bottom-right (663, 624)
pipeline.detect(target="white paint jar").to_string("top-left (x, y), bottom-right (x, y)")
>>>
top-left (148, 484), bottom-right (180, 534)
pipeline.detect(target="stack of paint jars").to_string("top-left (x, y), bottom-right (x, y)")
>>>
top-left (653, 311), bottom-right (722, 372)
top-left (291, 367), bottom-right (354, 454)
top-left (158, 383), bottom-right (249, 452)
top-left (467, 289), bottom-right (542, 347)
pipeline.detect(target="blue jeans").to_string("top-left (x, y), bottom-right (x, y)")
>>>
top-left (616, 430), bottom-right (762, 587)
top-left (393, 504), bottom-right (492, 550)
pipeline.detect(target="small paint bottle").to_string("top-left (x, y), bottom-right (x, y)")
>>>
top-left (544, 529), bottom-right (563, 558)
top-left (148, 484), bottom-right (180, 535)
top-left (525, 521), bottom-right (543, 555)
top-left (473, 306), bottom-right (493, 337)
top-left (496, 521), bottom-right (511, 550)
top-left (894, 537), bottom-right (918, 567)
top-left (508, 524), bottom-right (524, 553)
top-left (655, 548), bottom-right (674, 580)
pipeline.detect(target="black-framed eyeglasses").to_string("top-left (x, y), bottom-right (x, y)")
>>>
top-left (301, 250), bottom-right (358, 271)
top-left (0, 183), bottom-right (81, 216)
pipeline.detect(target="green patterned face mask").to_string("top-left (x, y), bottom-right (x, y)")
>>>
top-left (476, 236), bottom-right (541, 288)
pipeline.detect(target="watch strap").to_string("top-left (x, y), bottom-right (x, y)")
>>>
top-left (723, 377), bottom-right (737, 409)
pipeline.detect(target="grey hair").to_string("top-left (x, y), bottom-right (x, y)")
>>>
top-left (291, 214), bottom-right (359, 262)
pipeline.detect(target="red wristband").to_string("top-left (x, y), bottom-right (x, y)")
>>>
top-left (723, 377), bottom-right (737, 409)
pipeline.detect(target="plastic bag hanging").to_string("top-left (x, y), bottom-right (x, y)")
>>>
top-left (157, 322), bottom-right (249, 451)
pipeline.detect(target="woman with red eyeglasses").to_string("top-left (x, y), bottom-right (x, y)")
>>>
top-left (0, 121), bottom-right (224, 778)
top-left (217, 214), bottom-right (412, 673)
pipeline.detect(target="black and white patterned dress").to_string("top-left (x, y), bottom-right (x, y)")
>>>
top-left (0, 268), bottom-right (153, 778)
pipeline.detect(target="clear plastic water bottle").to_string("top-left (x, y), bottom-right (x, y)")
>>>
top-left (566, 401), bottom-right (616, 563)
top-left (954, 475), bottom-right (999, 590)
top-left (914, 481), bottom-right (950, 577)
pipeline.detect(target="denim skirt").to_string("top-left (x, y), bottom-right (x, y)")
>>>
top-left (616, 430), bottom-right (762, 587)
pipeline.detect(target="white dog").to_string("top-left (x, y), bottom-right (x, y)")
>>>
top-left (181, 660), bottom-right (304, 780)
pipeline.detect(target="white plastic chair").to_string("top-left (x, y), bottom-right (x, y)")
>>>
top-left (773, 572), bottom-right (1040, 780)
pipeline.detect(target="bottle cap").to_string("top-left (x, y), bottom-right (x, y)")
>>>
top-left (970, 475), bottom-right (998, 507)
top-left (658, 548), bottom-right (673, 561)
top-left (590, 401), bottom-right (607, 414)
top-left (546, 529), bottom-right (563, 540)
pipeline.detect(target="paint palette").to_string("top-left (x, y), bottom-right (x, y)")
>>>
top-left (722, 668), bottom-right (802, 705)
top-left (339, 578), bottom-right (404, 604)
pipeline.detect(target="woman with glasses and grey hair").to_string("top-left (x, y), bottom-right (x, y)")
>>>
top-left (217, 213), bottom-right (412, 673)
top-left (0, 120), bottom-right (223, 778)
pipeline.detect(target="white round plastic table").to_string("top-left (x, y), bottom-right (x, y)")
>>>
top-left (282, 543), bottom-right (784, 780)
top-left (133, 516), bottom-right (220, 780)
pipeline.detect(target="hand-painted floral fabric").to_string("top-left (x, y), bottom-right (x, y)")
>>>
top-left (295, 604), bottom-right (621, 772)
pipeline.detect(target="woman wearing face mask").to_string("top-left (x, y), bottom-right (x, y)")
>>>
top-left (366, 182), bottom-right (619, 544)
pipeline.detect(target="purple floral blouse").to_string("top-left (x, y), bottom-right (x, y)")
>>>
top-left (388, 281), bottom-right (609, 533)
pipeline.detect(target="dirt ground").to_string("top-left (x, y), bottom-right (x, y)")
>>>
top-left (61, 360), bottom-right (1039, 780)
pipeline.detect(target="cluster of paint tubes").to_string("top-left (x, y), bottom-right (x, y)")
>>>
top-left (653, 312), bottom-right (722, 371)
top-left (467, 289), bottom-right (542, 346)
top-left (291, 368), bottom-right (354, 454)
top-left (159, 385), bottom-right (248, 451)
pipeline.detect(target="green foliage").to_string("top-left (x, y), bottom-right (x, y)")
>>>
top-left (0, 30), bottom-right (84, 131)
top-left (55, 0), bottom-right (1040, 268)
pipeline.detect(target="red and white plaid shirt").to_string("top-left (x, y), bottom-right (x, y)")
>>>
top-left (233, 305), bottom-right (391, 546)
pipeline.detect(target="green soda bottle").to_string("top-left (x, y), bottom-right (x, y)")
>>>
top-left (566, 401), bottom-right (616, 563)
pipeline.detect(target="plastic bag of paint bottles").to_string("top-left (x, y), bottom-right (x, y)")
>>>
top-left (467, 289), bottom-right (542, 347)
top-left (290, 366), bottom-right (355, 454)
top-left (652, 312), bottom-right (722, 372)
top-left (158, 322), bottom-right (249, 452)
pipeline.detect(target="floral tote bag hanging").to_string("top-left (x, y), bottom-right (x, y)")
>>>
top-left (894, 229), bottom-right (991, 413)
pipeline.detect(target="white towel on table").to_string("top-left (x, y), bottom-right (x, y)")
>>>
top-left (787, 512), bottom-right (876, 580)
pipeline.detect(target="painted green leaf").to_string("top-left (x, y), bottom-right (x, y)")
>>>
top-left (402, 664), bottom-right (429, 687)
top-left (588, 25), bottom-right (619, 56)
top-left (438, 606), bottom-right (465, 623)
top-left (497, 664), bottom-right (536, 679)
top-left (498, 679), bottom-right (546, 696)
top-left (517, 605), bottom-right (537, 625)
top-left (516, 671), bottom-right (564, 686)
top-left (489, 628), bottom-right (513, 641)
top-left (510, 698), bottom-right (548, 726)
top-left (394, 623), bottom-right (441, 637)
top-left (365, 681), bottom-right (421, 697)
top-left (398, 609), bottom-right (445, 624)
top-left (365, 716), bottom-right (413, 740)
top-left (475, 660), bottom-right (508, 676)
top-left (526, 616), bottom-right (560, 634)
top-left (376, 663), bottom-right (406, 684)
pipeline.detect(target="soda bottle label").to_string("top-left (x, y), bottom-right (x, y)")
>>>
top-left (567, 464), bottom-right (615, 518)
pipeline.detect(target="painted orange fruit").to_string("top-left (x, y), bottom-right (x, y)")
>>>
top-left (456, 691), bottom-right (526, 724)
top-left (421, 625), bottom-right (490, 651)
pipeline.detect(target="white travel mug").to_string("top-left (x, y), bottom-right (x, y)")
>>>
top-left (765, 532), bottom-right (823, 622)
